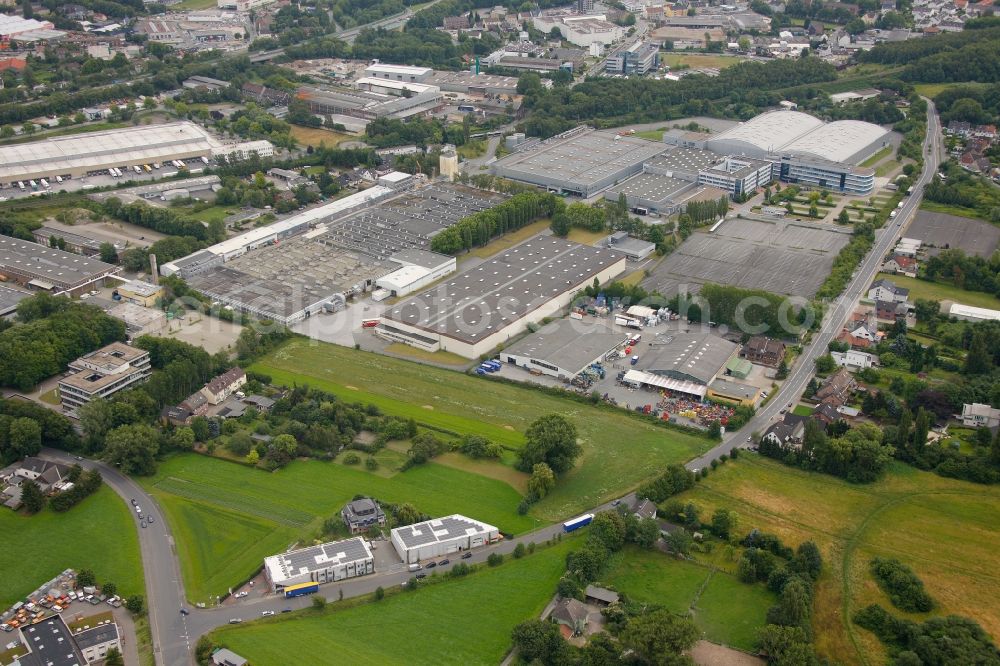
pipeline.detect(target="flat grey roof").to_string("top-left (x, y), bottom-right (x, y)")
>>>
top-left (34, 226), bottom-right (105, 251)
top-left (21, 616), bottom-right (84, 666)
top-left (73, 622), bottom-right (119, 650)
top-left (642, 331), bottom-right (738, 385)
top-left (605, 172), bottom-right (694, 205)
top-left (608, 237), bottom-right (656, 257)
top-left (492, 129), bottom-right (666, 188)
top-left (267, 537), bottom-right (372, 582)
top-left (384, 237), bottom-right (624, 344)
top-left (644, 147), bottom-right (719, 174)
top-left (390, 248), bottom-right (453, 270)
top-left (709, 378), bottom-right (759, 400)
top-left (392, 514), bottom-right (497, 550)
top-left (0, 284), bottom-right (30, 315)
top-left (0, 236), bottom-right (119, 289)
top-left (505, 319), bottom-right (628, 375)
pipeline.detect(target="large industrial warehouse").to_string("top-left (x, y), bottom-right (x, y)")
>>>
top-left (391, 514), bottom-right (499, 564)
top-left (622, 331), bottom-right (740, 399)
top-left (490, 127), bottom-right (668, 197)
top-left (379, 236), bottom-right (627, 358)
top-left (264, 537), bottom-right (375, 592)
top-left (0, 236), bottom-right (121, 296)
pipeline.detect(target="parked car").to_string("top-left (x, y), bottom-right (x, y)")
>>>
top-left (140, 521), bottom-right (146, 528)
top-left (281, 608), bottom-right (292, 613)
top-left (425, 561), bottom-right (436, 569)
top-left (148, 516), bottom-right (154, 524)
top-left (229, 618), bottom-right (242, 624)
top-left (261, 610), bottom-right (275, 617)
top-left (179, 609), bottom-right (189, 616)
top-left (438, 559), bottom-right (450, 566)
top-left (461, 552), bottom-right (472, 559)
top-left (415, 574), bottom-right (427, 579)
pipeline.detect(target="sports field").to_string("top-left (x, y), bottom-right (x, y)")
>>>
top-left (209, 538), bottom-right (577, 665)
top-left (142, 453), bottom-right (537, 603)
top-left (603, 547), bottom-right (774, 651)
top-left (0, 487), bottom-right (144, 607)
top-left (676, 455), bottom-right (1000, 665)
top-left (253, 339), bottom-right (712, 520)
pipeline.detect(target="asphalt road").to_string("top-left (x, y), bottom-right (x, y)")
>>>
top-left (37, 102), bottom-right (941, 666)
top-left (41, 448), bottom-right (192, 666)
top-left (686, 99), bottom-right (941, 470)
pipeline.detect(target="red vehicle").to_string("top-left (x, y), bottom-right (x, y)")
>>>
top-left (362, 319), bottom-right (379, 328)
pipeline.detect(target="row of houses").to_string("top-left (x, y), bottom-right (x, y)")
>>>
top-left (0, 458), bottom-right (75, 510)
top-left (160, 367), bottom-right (249, 425)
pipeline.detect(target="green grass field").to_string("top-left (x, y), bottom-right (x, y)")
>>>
top-left (675, 455), bottom-right (1000, 665)
top-left (210, 538), bottom-right (577, 665)
top-left (142, 453), bottom-right (538, 603)
top-left (0, 487), bottom-right (143, 607)
top-left (635, 128), bottom-right (666, 141)
top-left (861, 146), bottom-right (893, 168)
top-left (875, 272), bottom-right (1000, 309)
top-left (254, 340), bottom-right (711, 520)
top-left (919, 200), bottom-right (986, 221)
top-left (662, 54), bottom-right (744, 70)
top-left (603, 547), bottom-right (774, 651)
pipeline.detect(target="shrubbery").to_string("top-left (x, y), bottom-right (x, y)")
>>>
top-left (870, 557), bottom-right (935, 613)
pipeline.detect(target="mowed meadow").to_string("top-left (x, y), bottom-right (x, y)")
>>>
top-left (252, 338), bottom-right (712, 520)
top-left (674, 455), bottom-right (1000, 665)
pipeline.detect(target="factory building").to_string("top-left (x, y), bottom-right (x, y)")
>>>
top-left (0, 236), bottom-right (121, 296)
top-left (491, 127), bottom-right (667, 197)
top-left (364, 63), bottom-right (433, 83)
top-left (59, 342), bottom-right (152, 413)
top-left (391, 514), bottom-right (499, 564)
top-left (375, 249), bottom-right (456, 299)
top-left (296, 85), bottom-right (442, 123)
top-left (605, 41), bottom-right (660, 75)
top-left (697, 156), bottom-right (773, 197)
top-left (502, 319), bottom-right (629, 380)
top-left (620, 331), bottom-right (739, 399)
top-left (264, 537), bottom-right (375, 592)
top-left (379, 237), bottom-right (626, 358)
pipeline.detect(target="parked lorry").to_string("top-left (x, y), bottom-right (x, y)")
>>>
top-left (283, 582), bottom-right (319, 598)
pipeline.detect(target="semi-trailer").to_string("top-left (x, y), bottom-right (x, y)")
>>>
top-left (283, 582), bottom-right (319, 598)
top-left (563, 514), bottom-right (594, 532)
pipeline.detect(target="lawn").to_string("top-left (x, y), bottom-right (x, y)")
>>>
top-left (254, 339), bottom-right (712, 520)
top-left (635, 128), bottom-right (666, 141)
top-left (874, 272), bottom-right (1000, 309)
top-left (919, 199), bottom-right (987, 221)
top-left (602, 547), bottom-right (774, 651)
top-left (0, 487), bottom-right (143, 607)
top-left (39, 388), bottom-right (60, 405)
top-left (674, 455), bottom-right (1000, 664)
top-left (567, 227), bottom-right (609, 246)
top-left (288, 126), bottom-right (352, 147)
top-left (382, 343), bottom-right (470, 367)
top-left (209, 538), bottom-right (577, 665)
top-left (875, 160), bottom-right (901, 178)
top-left (861, 146), bottom-right (893, 168)
top-left (913, 82), bottom-right (992, 98)
top-left (792, 405), bottom-right (812, 417)
top-left (662, 54), bottom-right (744, 70)
top-left (142, 453), bottom-right (539, 602)
top-left (189, 206), bottom-right (237, 224)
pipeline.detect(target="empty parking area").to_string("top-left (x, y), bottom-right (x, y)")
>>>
top-left (643, 218), bottom-right (850, 299)
top-left (908, 211), bottom-right (1000, 258)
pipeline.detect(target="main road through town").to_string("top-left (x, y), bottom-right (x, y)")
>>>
top-left (686, 99), bottom-right (941, 471)
top-left (39, 103), bottom-right (941, 666)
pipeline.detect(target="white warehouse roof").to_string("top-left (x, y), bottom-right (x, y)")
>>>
top-left (707, 111), bottom-right (824, 156)
top-left (949, 303), bottom-right (1000, 322)
top-left (365, 63), bottom-right (433, 77)
top-left (0, 122), bottom-right (216, 180)
top-left (782, 120), bottom-right (891, 164)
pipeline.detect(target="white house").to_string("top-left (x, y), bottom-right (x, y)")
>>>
top-left (961, 403), bottom-right (1000, 429)
top-left (830, 350), bottom-right (876, 370)
top-left (200, 367), bottom-right (247, 405)
top-left (868, 278), bottom-right (909, 303)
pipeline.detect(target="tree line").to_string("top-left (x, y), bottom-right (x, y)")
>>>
top-left (101, 198), bottom-right (225, 243)
top-left (758, 420), bottom-right (896, 483)
top-left (430, 191), bottom-right (563, 255)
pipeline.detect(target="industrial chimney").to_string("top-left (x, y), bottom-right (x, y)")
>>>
top-left (149, 254), bottom-right (159, 285)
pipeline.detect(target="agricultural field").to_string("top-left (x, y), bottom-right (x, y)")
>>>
top-left (603, 547), bottom-right (774, 651)
top-left (874, 272), bottom-right (1000, 309)
top-left (209, 538), bottom-right (577, 665)
top-left (253, 339), bottom-right (712, 520)
top-left (0, 487), bottom-right (143, 607)
top-left (674, 455), bottom-right (1000, 665)
top-left (141, 453), bottom-right (538, 603)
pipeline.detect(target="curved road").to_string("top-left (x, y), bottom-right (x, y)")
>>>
top-left (39, 103), bottom-right (940, 666)
top-left (686, 99), bottom-right (941, 470)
